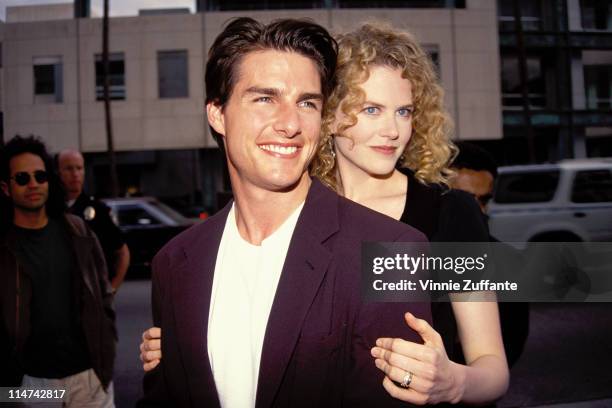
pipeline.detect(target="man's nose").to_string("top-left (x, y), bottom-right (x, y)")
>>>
top-left (273, 103), bottom-right (301, 138)
top-left (27, 176), bottom-right (40, 187)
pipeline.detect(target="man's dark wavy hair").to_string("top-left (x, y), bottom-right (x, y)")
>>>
top-left (452, 141), bottom-right (499, 180)
top-left (0, 135), bottom-right (66, 231)
top-left (205, 17), bottom-right (338, 149)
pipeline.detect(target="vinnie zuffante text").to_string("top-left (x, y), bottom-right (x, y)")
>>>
top-left (371, 253), bottom-right (518, 292)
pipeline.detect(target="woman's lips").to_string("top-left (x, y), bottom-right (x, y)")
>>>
top-left (370, 146), bottom-right (398, 155)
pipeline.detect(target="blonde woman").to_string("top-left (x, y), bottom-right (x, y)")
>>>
top-left (140, 23), bottom-right (509, 405)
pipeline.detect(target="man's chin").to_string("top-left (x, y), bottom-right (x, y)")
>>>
top-left (67, 186), bottom-right (82, 195)
top-left (267, 171), bottom-right (312, 193)
top-left (15, 203), bottom-right (47, 212)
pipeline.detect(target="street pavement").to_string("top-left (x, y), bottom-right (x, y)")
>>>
top-left (113, 281), bottom-right (612, 407)
top-left (113, 280), bottom-right (152, 407)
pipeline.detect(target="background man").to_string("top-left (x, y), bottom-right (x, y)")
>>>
top-left (138, 18), bottom-right (430, 407)
top-left (0, 135), bottom-right (117, 406)
top-left (57, 149), bottom-right (130, 292)
top-left (450, 141), bottom-right (529, 367)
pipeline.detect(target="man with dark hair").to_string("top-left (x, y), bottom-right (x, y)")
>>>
top-left (0, 135), bottom-right (117, 407)
top-left (57, 149), bottom-right (130, 292)
top-left (451, 142), bottom-right (498, 213)
top-left (450, 141), bottom-right (529, 368)
top-left (139, 17), bottom-right (430, 407)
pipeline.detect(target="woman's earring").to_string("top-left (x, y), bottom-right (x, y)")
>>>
top-left (328, 136), bottom-right (336, 160)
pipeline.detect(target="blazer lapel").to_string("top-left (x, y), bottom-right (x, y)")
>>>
top-left (171, 203), bottom-right (231, 407)
top-left (256, 180), bottom-right (339, 408)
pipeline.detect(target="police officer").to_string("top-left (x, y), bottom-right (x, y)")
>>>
top-left (57, 149), bottom-right (130, 293)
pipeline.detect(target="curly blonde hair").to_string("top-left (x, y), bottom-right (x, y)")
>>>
top-left (310, 22), bottom-right (456, 192)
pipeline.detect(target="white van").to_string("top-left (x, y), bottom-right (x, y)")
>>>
top-left (488, 159), bottom-right (612, 247)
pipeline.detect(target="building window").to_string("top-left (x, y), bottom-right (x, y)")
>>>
top-left (202, 0), bottom-right (323, 10)
top-left (584, 65), bottom-right (612, 109)
top-left (498, 0), bottom-right (542, 31)
top-left (501, 55), bottom-right (546, 108)
top-left (95, 52), bottom-right (125, 101)
top-left (158, 50), bottom-right (189, 99)
top-left (583, 50), bottom-right (612, 109)
top-left (200, 0), bottom-right (464, 10)
top-left (337, 0), bottom-right (465, 7)
top-left (580, 0), bottom-right (612, 31)
top-left (33, 56), bottom-right (63, 103)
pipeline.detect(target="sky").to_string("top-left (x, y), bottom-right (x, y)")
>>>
top-left (0, 0), bottom-right (197, 21)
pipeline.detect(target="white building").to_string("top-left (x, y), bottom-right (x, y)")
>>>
top-left (0, 0), bottom-right (502, 206)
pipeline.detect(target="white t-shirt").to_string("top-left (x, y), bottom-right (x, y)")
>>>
top-left (207, 202), bottom-right (304, 408)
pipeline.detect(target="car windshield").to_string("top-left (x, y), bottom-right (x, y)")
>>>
top-left (117, 205), bottom-right (162, 226)
top-left (495, 170), bottom-right (560, 203)
top-left (147, 200), bottom-right (190, 224)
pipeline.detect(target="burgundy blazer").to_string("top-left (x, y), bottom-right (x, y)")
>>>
top-left (138, 179), bottom-right (431, 408)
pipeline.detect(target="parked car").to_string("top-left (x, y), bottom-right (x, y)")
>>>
top-left (488, 159), bottom-right (612, 248)
top-left (102, 197), bottom-right (199, 277)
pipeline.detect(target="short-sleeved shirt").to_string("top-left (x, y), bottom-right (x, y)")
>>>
top-left (69, 193), bottom-right (125, 279)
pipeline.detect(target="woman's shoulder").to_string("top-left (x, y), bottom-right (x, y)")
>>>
top-left (400, 168), bottom-right (489, 241)
top-left (437, 188), bottom-right (489, 242)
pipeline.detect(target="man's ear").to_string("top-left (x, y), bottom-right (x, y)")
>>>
top-left (206, 102), bottom-right (226, 137)
top-left (0, 181), bottom-right (10, 198)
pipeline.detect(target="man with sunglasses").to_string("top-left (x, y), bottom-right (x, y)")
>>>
top-left (57, 149), bottom-right (130, 293)
top-left (0, 135), bottom-right (116, 407)
top-left (450, 141), bottom-right (529, 368)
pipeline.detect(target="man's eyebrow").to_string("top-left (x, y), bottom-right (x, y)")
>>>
top-left (244, 87), bottom-right (323, 103)
top-left (298, 93), bottom-right (324, 103)
top-left (244, 87), bottom-right (280, 97)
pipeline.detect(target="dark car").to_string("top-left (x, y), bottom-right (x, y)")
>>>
top-left (102, 197), bottom-right (198, 277)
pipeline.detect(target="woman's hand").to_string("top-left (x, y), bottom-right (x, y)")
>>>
top-left (371, 312), bottom-right (465, 405)
top-left (139, 327), bottom-right (162, 372)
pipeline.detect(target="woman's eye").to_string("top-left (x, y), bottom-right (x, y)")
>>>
top-left (397, 108), bottom-right (413, 117)
top-left (363, 106), bottom-right (380, 115)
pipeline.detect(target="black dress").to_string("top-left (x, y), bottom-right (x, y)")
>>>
top-left (400, 170), bottom-right (498, 408)
top-left (400, 171), bottom-right (490, 364)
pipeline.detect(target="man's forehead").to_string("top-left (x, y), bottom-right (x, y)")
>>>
top-left (10, 153), bottom-right (45, 171)
top-left (58, 150), bottom-right (84, 166)
top-left (455, 168), bottom-right (494, 189)
top-left (234, 49), bottom-right (322, 93)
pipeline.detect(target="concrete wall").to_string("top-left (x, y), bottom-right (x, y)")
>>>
top-left (6, 4), bottom-right (74, 23)
top-left (3, 13), bottom-right (205, 152)
top-left (2, 0), bottom-right (502, 154)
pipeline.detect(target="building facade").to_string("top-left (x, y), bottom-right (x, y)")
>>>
top-left (1, 0), bottom-right (502, 210)
top-left (497, 0), bottom-right (612, 163)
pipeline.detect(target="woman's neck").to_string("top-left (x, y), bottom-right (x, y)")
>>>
top-left (339, 167), bottom-right (405, 204)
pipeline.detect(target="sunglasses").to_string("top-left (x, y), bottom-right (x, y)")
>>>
top-left (10, 170), bottom-right (49, 186)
